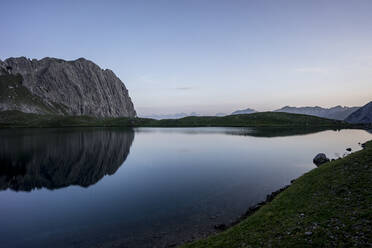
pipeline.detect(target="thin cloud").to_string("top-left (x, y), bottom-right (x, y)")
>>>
top-left (295, 67), bottom-right (328, 73)
top-left (174, 87), bottom-right (193, 90)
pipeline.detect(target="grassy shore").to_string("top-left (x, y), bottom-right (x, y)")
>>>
top-left (182, 141), bottom-right (372, 248)
top-left (0, 110), bottom-right (354, 128)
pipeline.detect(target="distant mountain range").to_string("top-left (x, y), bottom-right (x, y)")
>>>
top-left (231, 108), bottom-right (257, 115)
top-left (141, 112), bottom-right (231, 119)
top-left (345, 101), bottom-right (372, 124)
top-left (230, 105), bottom-right (360, 120)
top-left (142, 103), bottom-right (370, 123)
top-left (274, 105), bottom-right (360, 120)
top-left (140, 112), bottom-right (201, 120)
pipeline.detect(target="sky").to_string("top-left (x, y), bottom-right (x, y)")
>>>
top-left (1, 0), bottom-right (372, 115)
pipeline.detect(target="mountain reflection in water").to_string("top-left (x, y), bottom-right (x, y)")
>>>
top-left (0, 127), bottom-right (371, 248)
top-left (0, 128), bottom-right (134, 191)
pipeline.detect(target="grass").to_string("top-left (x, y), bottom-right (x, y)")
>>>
top-left (182, 141), bottom-right (372, 248)
top-left (0, 110), bottom-right (147, 128)
top-left (145, 112), bottom-right (352, 127)
top-left (0, 110), bottom-right (354, 129)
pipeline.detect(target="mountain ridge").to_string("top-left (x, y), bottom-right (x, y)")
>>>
top-left (345, 101), bottom-right (372, 124)
top-left (231, 108), bottom-right (257, 115)
top-left (273, 105), bottom-right (360, 120)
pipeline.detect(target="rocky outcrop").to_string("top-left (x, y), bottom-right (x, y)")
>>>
top-left (0, 57), bottom-right (136, 117)
top-left (313, 153), bottom-right (330, 166)
top-left (0, 128), bottom-right (134, 191)
top-left (345, 101), bottom-right (372, 124)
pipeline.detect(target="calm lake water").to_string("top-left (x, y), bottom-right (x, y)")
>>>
top-left (0, 127), bottom-right (371, 248)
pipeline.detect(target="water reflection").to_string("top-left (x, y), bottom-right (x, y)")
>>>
top-left (0, 127), bottom-right (371, 248)
top-left (135, 126), bottom-right (343, 137)
top-left (225, 127), bottom-right (341, 137)
top-left (0, 128), bottom-right (134, 191)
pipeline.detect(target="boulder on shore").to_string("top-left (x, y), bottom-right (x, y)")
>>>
top-left (313, 153), bottom-right (330, 166)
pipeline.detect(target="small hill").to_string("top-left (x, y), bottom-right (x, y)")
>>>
top-left (345, 101), bottom-right (372, 124)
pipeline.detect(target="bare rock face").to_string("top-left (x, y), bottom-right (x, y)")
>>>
top-left (0, 57), bottom-right (136, 117)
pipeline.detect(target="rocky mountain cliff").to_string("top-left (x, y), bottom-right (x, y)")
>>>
top-left (345, 101), bottom-right (372, 124)
top-left (0, 57), bottom-right (136, 117)
top-left (274, 105), bottom-right (359, 120)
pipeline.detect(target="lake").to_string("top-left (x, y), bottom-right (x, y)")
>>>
top-left (0, 127), bottom-right (371, 248)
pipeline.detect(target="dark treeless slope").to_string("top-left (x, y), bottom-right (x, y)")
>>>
top-left (345, 101), bottom-right (372, 124)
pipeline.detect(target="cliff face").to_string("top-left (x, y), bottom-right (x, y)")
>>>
top-left (0, 57), bottom-right (136, 117)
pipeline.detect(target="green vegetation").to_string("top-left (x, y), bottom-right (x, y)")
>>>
top-left (183, 141), bottom-right (372, 248)
top-left (0, 110), bottom-right (148, 128)
top-left (143, 112), bottom-right (350, 127)
top-left (0, 110), bottom-right (354, 128)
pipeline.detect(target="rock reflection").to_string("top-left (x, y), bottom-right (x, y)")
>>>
top-left (0, 128), bottom-right (134, 191)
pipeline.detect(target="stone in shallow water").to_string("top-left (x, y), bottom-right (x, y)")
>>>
top-left (313, 153), bottom-right (330, 166)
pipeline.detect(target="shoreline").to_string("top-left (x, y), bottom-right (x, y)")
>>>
top-left (0, 110), bottom-right (362, 129)
top-left (182, 141), bottom-right (372, 248)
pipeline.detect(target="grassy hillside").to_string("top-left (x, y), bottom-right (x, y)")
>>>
top-left (0, 110), bottom-right (149, 128)
top-left (0, 110), bottom-right (353, 128)
top-left (143, 112), bottom-right (350, 127)
top-left (182, 141), bottom-right (372, 248)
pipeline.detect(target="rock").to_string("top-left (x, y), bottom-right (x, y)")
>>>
top-left (0, 57), bottom-right (136, 118)
top-left (214, 224), bottom-right (227, 230)
top-left (313, 153), bottom-right (330, 166)
top-left (346, 148), bottom-right (352, 152)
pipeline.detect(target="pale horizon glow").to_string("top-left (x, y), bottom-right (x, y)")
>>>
top-left (1, 0), bottom-right (371, 115)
